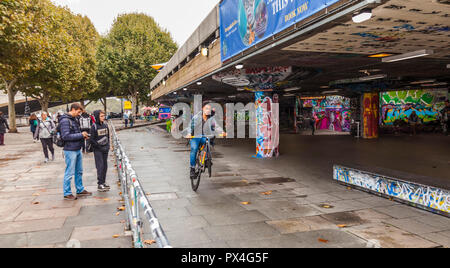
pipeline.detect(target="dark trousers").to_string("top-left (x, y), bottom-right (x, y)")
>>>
top-left (40, 138), bottom-right (54, 159)
top-left (0, 133), bottom-right (4, 145)
top-left (124, 119), bottom-right (128, 128)
top-left (94, 150), bottom-right (108, 185)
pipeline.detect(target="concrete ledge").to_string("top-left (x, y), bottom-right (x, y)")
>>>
top-left (333, 165), bottom-right (450, 217)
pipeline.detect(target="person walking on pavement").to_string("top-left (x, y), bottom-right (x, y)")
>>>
top-left (409, 110), bottom-right (419, 136)
top-left (34, 112), bottom-right (56, 163)
top-left (0, 111), bottom-right (9, 146)
top-left (442, 100), bottom-right (450, 136)
top-left (59, 103), bottom-right (92, 201)
top-left (123, 112), bottom-right (129, 128)
top-left (79, 110), bottom-right (92, 154)
top-left (29, 114), bottom-right (38, 142)
top-left (90, 110), bottom-right (111, 192)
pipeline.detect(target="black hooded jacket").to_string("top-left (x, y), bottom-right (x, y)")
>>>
top-left (89, 110), bottom-right (110, 152)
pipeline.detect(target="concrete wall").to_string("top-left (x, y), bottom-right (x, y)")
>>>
top-left (152, 39), bottom-right (222, 100)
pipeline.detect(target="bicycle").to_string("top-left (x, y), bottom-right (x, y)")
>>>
top-left (189, 135), bottom-right (213, 192)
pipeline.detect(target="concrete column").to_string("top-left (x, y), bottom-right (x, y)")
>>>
top-left (362, 92), bottom-right (380, 139)
top-left (254, 92), bottom-right (280, 158)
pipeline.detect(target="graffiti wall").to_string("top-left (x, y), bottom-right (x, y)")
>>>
top-left (334, 165), bottom-right (450, 216)
top-left (301, 96), bottom-right (351, 132)
top-left (255, 92), bottom-right (279, 158)
top-left (380, 89), bottom-right (449, 126)
top-left (363, 93), bottom-right (379, 139)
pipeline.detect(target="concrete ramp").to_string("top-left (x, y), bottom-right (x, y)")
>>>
top-left (334, 165), bottom-right (450, 217)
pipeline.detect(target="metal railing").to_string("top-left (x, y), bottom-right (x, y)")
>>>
top-left (110, 122), bottom-right (171, 248)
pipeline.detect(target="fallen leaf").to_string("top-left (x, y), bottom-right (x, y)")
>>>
top-left (32, 192), bottom-right (40, 196)
top-left (260, 191), bottom-right (272, 195)
top-left (318, 238), bottom-right (329, 243)
top-left (103, 198), bottom-right (110, 201)
top-left (143, 240), bottom-right (156, 245)
top-left (32, 201), bottom-right (40, 205)
top-left (117, 206), bottom-right (125, 211)
top-left (240, 201), bottom-right (251, 205)
top-left (337, 224), bottom-right (347, 228)
top-left (116, 212), bottom-right (120, 216)
top-left (347, 187), bottom-right (352, 190)
top-left (112, 234), bottom-right (120, 238)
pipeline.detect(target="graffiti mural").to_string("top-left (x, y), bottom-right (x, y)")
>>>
top-left (301, 96), bottom-right (352, 132)
top-left (254, 92), bottom-right (279, 158)
top-left (380, 89), bottom-right (449, 126)
top-left (363, 93), bottom-right (379, 139)
top-left (334, 165), bottom-right (450, 216)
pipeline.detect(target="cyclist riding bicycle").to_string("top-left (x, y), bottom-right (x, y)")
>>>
top-left (184, 103), bottom-right (225, 180)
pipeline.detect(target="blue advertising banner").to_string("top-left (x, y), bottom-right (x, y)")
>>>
top-left (220, 0), bottom-right (340, 62)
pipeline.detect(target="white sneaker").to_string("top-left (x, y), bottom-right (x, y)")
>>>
top-left (44, 158), bottom-right (49, 163)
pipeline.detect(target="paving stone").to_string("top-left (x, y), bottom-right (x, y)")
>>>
top-left (373, 205), bottom-right (431, 219)
top-left (258, 204), bottom-right (322, 220)
top-left (26, 227), bottom-right (73, 247)
top-left (320, 211), bottom-right (367, 227)
top-left (267, 216), bottom-right (338, 234)
top-left (158, 215), bottom-right (209, 232)
top-left (0, 233), bottom-right (28, 248)
top-left (292, 229), bottom-right (368, 248)
top-left (164, 228), bottom-right (212, 247)
top-left (80, 237), bottom-right (132, 248)
top-left (186, 202), bottom-right (246, 216)
top-left (347, 222), bottom-right (440, 248)
top-left (203, 222), bottom-right (280, 241)
top-left (0, 217), bottom-right (66, 235)
top-left (63, 204), bottom-right (126, 227)
top-left (418, 232), bottom-right (450, 248)
top-left (203, 210), bottom-right (269, 226)
top-left (381, 218), bottom-right (446, 235)
top-left (15, 206), bottom-right (81, 221)
top-left (70, 223), bottom-right (127, 241)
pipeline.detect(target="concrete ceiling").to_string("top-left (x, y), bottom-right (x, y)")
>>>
top-left (160, 0), bottom-right (450, 104)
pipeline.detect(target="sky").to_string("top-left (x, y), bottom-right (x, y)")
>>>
top-left (51, 0), bottom-right (220, 46)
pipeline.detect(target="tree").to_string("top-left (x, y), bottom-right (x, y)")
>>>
top-left (0, 0), bottom-right (51, 132)
top-left (96, 13), bottom-right (177, 116)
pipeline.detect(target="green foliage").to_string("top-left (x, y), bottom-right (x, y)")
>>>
top-left (96, 13), bottom-right (177, 105)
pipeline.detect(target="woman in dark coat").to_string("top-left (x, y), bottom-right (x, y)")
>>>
top-left (29, 113), bottom-right (38, 142)
top-left (0, 111), bottom-right (9, 146)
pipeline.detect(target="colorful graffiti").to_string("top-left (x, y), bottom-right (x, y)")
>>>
top-left (363, 93), bottom-right (379, 139)
top-left (301, 96), bottom-right (351, 132)
top-left (334, 165), bottom-right (450, 216)
top-left (254, 92), bottom-right (279, 158)
top-left (381, 90), bottom-right (449, 125)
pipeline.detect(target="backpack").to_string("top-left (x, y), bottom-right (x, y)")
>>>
top-left (54, 118), bottom-right (73, 148)
top-left (79, 116), bottom-right (91, 130)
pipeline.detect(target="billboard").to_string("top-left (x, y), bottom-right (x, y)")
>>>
top-left (220, 0), bottom-right (340, 61)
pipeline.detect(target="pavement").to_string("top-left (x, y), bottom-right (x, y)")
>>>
top-left (116, 123), bottom-right (450, 248)
top-left (0, 127), bottom-right (131, 248)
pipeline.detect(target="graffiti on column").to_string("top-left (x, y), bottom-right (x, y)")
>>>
top-left (255, 92), bottom-right (279, 158)
top-left (334, 165), bottom-right (450, 215)
top-left (363, 93), bottom-right (379, 139)
top-left (380, 89), bottom-right (449, 126)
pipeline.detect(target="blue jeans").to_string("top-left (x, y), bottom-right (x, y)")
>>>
top-left (190, 137), bottom-right (206, 167)
top-left (63, 150), bottom-right (85, 196)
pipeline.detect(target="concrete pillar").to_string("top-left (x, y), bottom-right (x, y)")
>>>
top-left (254, 92), bottom-right (280, 158)
top-left (362, 92), bottom-right (380, 139)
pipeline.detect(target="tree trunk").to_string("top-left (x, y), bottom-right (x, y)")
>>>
top-left (103, 97), bottom-right (107, 113)
top-left (7, 79), bottom-right (18, 133)
top-left (38, 93), bottom-right (49, 113)
top-left (131, 93), bottom-right (138, 117)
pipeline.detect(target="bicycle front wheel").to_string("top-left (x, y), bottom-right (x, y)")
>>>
top-left (192, 152), bottom-right (202, 191)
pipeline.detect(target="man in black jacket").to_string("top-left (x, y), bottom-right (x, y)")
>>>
top-left (90, 110), bottom-right (110, 192)
top-left (0, 111), bottom-right (9, 146)
top-left (60, 103), bottom-right (92, 200)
